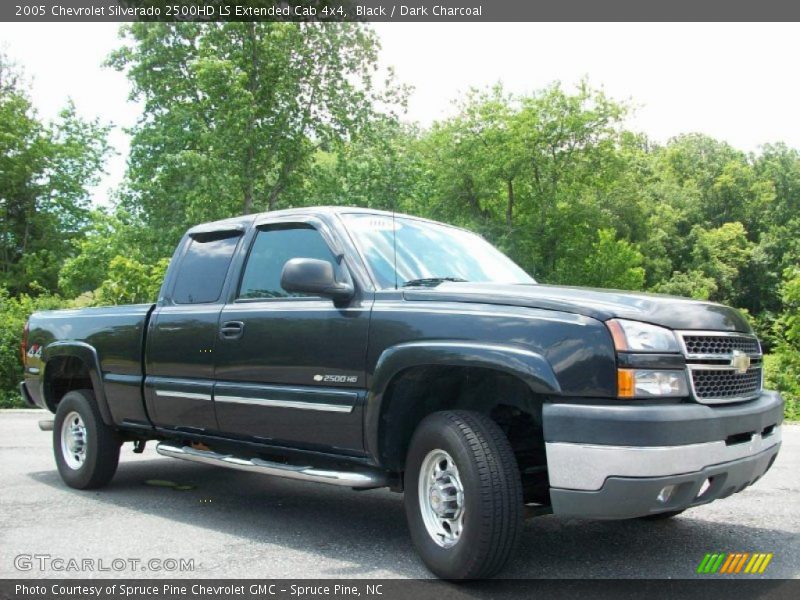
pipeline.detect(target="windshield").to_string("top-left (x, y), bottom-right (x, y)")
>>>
top-left (342, 213), bottom-right (535, 289)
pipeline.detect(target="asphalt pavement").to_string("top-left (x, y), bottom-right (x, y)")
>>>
top-left (1, 409), bottom-right (798, 579)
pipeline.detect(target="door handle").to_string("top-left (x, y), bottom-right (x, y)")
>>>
top-left (219, 321), bottom-right (245, 340)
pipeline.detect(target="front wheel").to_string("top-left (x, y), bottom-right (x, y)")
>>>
top-left (53, 389), bottom-right (122, 489)
top-left (404, 410), bottom-right (523, 579)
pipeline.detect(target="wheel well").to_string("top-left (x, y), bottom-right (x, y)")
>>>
top-left (44, 356), bottom-right (93, 411)
top-left (378, 365), bottom-right (549, 503)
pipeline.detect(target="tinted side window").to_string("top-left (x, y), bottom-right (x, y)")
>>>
top-left (239, 225), bottom-right (336, 299)
top-left (172, 235), bottom-right (239, 304)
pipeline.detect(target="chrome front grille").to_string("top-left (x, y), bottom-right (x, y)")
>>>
top-left (678, 331), bottom-right (763, 404)
top-left (682, 334), bottom-right (760, 357)
top-left (690, 365), bottom-right (762, 400)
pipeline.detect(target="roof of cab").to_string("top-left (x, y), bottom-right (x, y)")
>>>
top-left (185, 206), bottom-right (446, 236)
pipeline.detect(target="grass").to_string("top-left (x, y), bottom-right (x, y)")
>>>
top-left (0, 390), bottom-right (29, 409)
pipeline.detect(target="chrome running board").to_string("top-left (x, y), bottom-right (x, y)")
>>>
top-left (156, 443), bottom-right (389, 489)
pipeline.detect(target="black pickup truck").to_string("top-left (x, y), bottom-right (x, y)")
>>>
top-left (21, 207), bottom-right (783, 578)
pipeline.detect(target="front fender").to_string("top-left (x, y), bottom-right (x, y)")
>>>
top-left (42, 341), bottom-right (114, 425)
top-left (363, 341), bottom-right (560, 463)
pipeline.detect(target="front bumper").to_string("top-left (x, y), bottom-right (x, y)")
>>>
top-left (543, 391), bottom-right (783, 519)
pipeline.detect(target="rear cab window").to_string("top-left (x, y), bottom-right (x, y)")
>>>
top-left (172, 233), bottom-right (240, 304)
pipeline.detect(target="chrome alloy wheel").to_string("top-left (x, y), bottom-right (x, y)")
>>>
top-left (61, 411), bottom-right (87, 470)
top-left (418, 449), bottom-right (465, 548)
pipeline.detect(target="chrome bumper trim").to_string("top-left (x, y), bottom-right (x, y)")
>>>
top-left (546, 426), bottom-right (782, 491)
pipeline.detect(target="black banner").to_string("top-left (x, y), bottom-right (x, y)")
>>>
top-left (2, 580), bottom-right (800, 600)
top-left (2, 0), bottom-right (800, 22)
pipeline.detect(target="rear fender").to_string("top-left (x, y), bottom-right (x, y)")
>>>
top-left (42, 341), bottom-right (113, 425)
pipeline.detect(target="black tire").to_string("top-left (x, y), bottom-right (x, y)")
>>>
top-left (404, 410), bottom-right (523, 579)
top-left (638, 509), bottom-right (686, 521)
top-left (53, 389), bottom-right (122, 490)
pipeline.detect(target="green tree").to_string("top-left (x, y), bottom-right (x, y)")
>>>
top-left (0, 286), bottom-right (65, 407)
top-left (689, 222), bottom-right (754, 306)
top-left (559, 228), bottom-right (645, 290)
top-left (292, 117), bottom-right (423, 212)
top-left (93, 255), bottom-right (169, 306)
top-left (58, 210), bottom-right (152, 298)
top-left (765, 268), bottom-right (800, 420)
top-left (654, 270), bottom-right (718, 300)
top-left (749, 143), bottom-right (800, 314)
top-left (0, 54), bottom-right (111, 295)
top-left (659, 134), bottom-right (757, 229)
top-left (410, 82), bottom-right (631, 281)
top-left (108, 22), bottom-right (405, 259)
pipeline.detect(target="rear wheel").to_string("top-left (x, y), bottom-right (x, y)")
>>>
top-left (404, 410), bottom-right (523, 579)
top-left (53, 389), bottom-right (122, 489)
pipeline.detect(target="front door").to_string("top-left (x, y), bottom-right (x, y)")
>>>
top-left (213, 221), bottom-right (370, 454)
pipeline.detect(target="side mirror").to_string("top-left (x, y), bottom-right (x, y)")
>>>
top-left (280, 258), bottom-right (354, 302)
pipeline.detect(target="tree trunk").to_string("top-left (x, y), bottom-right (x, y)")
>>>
top-left (506, 179), bottom-right (514, 229)
top-left (267, 183), bottom-right (281, 212)
top-left (242, 22), bottom-right (258, 215)
top-left (243, 170), bottom-right (254, 215)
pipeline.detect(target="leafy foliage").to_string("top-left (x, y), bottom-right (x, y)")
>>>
top-left (107, 22), bottom-right (406, 260)
top-left (765, 268), bottom-right (800, 420)
top-left (654, 270), bottom-right (718, 301)
top-left (1, 27), bottom-right (799, 417)
top-left (0, 287), bottom-right (66, 407)
top-left (571, 229), bottom-right (645, 291)
top-left (0, 53), bottom-right (111, 295)
top-left (93, 256), bottom-right (169, 306)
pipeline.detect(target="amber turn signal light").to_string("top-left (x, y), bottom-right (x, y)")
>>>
top-left (617, 369), bottom-right (635, 398)
top-left (606, 319), bottom-right (628, 351)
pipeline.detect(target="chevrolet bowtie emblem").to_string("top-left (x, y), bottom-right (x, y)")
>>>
top-left (731, 350), bottom-right (751, 374)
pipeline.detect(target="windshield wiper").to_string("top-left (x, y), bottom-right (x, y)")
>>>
top-left (401, 277), bottom-right (469, 288)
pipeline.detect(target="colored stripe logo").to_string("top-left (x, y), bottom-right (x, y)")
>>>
top-left (697, 553), bottom-right (773, 574)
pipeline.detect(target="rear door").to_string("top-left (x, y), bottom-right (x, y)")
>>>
top-left (213, 217), bottom-right (371, 453)
top-left (144, 230), bottom-right (242, 431)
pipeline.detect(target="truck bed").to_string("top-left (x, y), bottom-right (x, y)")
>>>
top-left (24, 304), bottom-right (155, 425)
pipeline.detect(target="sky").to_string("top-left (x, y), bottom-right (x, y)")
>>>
top-left (1, 22), bottom-right (798, 205)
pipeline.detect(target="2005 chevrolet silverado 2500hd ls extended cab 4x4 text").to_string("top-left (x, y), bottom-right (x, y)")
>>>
top-left (20, 207), bottom-right (783, 578)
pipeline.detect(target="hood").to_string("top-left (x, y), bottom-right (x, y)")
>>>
top-left (402, 282), bottom-right (752, 332)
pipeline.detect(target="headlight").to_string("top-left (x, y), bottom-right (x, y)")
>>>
top-left (618, 369), bottom-right (688, 398)
top-left (607, 319), bottom-right (680, 353)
